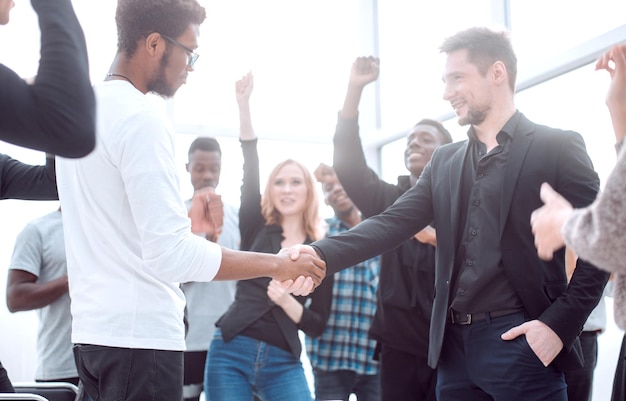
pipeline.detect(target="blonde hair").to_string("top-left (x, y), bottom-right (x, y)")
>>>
top-left (261, 159), bottom-right (322, 241)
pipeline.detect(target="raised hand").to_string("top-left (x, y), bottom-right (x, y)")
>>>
top-left (349, 56), bottom-right (380, 89)
top-left (342, 56), bottom-right (380, 118)
top-left (235, 71), bottom-right (254, 106)
top-left (596, 44), bottom-right (626, 142)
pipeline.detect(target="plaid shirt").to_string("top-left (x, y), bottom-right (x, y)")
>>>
top-left (305, 216), bottom-right (380, 375)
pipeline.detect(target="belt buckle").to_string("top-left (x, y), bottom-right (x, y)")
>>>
top-left (450, 310), bottom-right (472, 325)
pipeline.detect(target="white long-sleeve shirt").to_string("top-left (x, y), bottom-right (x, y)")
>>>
top-left (56, 80), bottom-right (221, 351)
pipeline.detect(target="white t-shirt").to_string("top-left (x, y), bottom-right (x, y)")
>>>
top-left (56, 81), bottom-right (222, 351)
top-left (181, 203), bottom-right (240, 351)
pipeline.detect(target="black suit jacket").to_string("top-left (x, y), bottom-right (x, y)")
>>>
top-left (313, 112), bottom-right (609, 370)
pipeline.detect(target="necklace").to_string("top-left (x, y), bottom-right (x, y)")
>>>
top-left (106, 72), bottom-right (136, 88)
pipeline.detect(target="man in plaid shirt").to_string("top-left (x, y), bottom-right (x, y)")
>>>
top-left (306, 164), bottom-right (381, 401)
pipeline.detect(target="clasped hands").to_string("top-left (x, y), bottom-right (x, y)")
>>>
top-left (274, 245), bottom-right (325, 296)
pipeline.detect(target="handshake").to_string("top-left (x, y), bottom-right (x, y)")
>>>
top-left (272, 245), bottom-right (327, 296)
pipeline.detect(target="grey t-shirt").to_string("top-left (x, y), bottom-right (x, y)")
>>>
top-left (9, 210), bottom-right (76, 380)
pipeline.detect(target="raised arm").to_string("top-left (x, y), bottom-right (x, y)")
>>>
top-left (0, 0), bottom-right (95, 157)
top-left (333, 57), bottom-right (405, 217)
top-left (340, 56), bottom-right (380, 119)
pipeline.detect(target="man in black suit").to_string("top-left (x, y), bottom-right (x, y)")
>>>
top-left (292, 27), bottom-right (609, 401)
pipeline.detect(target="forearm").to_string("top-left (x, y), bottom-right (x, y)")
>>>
top-left (215, 248), bottom-right (325, 285)
top-left (7, 275), bottom-right (68, 312)
top-left (238, 101), bottom-right (255, 140)
top-left (340, 84), bottom-right (365, 119)
top-left (275, 296), bottom-right (304, 324)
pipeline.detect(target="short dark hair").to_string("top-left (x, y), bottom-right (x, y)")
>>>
top-left (188, 137), bottom-right (221, 157)
top-left (116, 0), bottom-right (207, 55)
top-left (414, 118), bottom-right (453, 144)
top-left (439, 27), bottom-right (517, 92)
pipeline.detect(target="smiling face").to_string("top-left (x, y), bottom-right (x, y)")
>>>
top-left (322, 176), bottom-right (354, 216)
top-left (404, 124), bottom-right (446, 177)
top-left (0, 0), bottom-right (15, 25)
top-left (148, 24), bottom-right (199, 98)
top-left (269, 162), bottom-right (309, 219)
top-left (442, 49), bottom-right (494, 127)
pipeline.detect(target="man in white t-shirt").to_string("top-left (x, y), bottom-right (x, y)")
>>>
top-left (55, 1), bottom-right (325, 400)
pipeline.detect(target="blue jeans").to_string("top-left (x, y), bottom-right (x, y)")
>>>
top-left (312, 368), bottom-right (380, 401)
top-left (205, 329), bottom-right (312, 401)
top-left (73, 344), bottom-right (183, 401)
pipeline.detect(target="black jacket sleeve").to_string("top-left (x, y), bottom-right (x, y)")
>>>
top-left (0, 153), bottom-right (57, 200)
top-left (0, 0), bottom-right (95, 158)
top-left (333, 114), bottom-right (406, 218)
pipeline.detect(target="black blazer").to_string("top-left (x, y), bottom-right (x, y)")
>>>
top-left (313, 112), bottom-right (609, 371)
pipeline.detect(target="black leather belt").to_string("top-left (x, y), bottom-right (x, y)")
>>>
top-left (449, 308), bottom-right (523, 325)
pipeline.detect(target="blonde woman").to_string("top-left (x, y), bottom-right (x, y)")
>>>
top-left (204, 72), bottom-right (333, 401)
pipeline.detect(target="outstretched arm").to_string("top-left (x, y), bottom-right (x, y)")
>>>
top-left (214, 247), bottom-right (326, 295)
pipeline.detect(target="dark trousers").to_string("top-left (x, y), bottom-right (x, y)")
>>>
top-left (73, 344), bottom-right (183, 401)
top-left (183, 351), bottom-right (206, 401)
top-left (564, 330), bottom-right (599, 401)
top-left (0, 360), bottom-right (14, 393)
top-left (437, 312), bottom-right (567, 401)
top-left (378, 343), bottom-right (436, 401)
top-left (612, 335), bottom-right (626, 401)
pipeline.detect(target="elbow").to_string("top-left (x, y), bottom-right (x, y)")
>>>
top-left (6, 295), bottom-right (22, 313)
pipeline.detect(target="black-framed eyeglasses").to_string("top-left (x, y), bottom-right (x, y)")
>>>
top-left (161, 34), bottom-right (199, 68)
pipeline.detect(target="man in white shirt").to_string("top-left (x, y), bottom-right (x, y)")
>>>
top-left (55, 1), bottom-right (325, 400)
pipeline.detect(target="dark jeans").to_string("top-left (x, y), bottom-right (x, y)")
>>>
top-left (564, 330), bottom-right (599, 401)
top-left (437, 312), bottom-right (567, 401)
top-left (0, 360), bottom-right (14, 393)
top-left (73, 344), bottom-right (183, 401)
top-left (378, 344), bottom-right (436, 401)
top-left (312, 368), bottom-right (380, 401)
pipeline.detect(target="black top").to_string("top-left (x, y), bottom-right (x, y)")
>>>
top-left (216, 139), bottom-right (333, 359)
top-left (0, 153), bottom-right (57, 200)
top-left (0, 0), bottom-right (95, 158)
top-left (333, 114), bottom-right (434, 358)
top-left (314, 112), bottom-right (608, 370)
top-left (451, 113), bottom-right (524, 314)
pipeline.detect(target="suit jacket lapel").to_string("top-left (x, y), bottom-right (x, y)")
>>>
top-left (449, 142), bottom-right (468, 246)
top-left (500, 114), bottom-right (534, 236)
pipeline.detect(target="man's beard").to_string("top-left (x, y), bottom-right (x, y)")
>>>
top-left (458, 106), bottom-right (488, 126)
top-left (147, 51), bottom-right (176, 98)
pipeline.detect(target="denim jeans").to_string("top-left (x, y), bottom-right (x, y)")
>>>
top-left (312, 368), bottom-right (380, 401)
top-left (73, 344), bottom-right (183, 401)
top-left (205, 329), bottom-right (312, 401)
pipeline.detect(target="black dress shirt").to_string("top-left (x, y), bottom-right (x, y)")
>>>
top-left (451, 113), bottom-right (524, 314)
